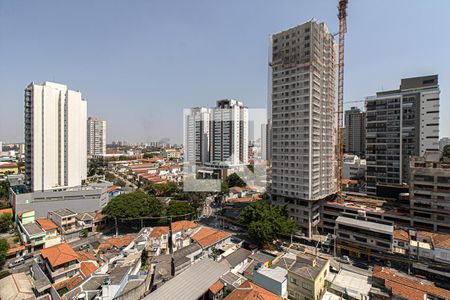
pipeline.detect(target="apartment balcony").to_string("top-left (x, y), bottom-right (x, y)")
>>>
top-left (49, 262), bottom-right (80, 280)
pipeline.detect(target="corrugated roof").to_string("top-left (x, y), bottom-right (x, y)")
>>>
top-left (143, 259), bottom-right (229, 300)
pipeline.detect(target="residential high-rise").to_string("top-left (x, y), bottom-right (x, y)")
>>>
top-left (270, 21), bottom-right (337, 237)
top-left (87, 117), bottom-right (107, 156)
top-left (184, 107), bottom-right (211, 164)
top-left (210, 99), bottom-right (248, 166)
top-left (365, 75), bottom-right (440, 195)
top-left (344, 107), bottom-right (366, 157)
top-left (25, 81), bottom-right (87, 192)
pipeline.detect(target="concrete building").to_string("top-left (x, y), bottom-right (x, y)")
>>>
top-left (343, 154), bottom-right (366, 179)
top-left (287, 253), bottom-right (329, 300)
top-left (10, 184), bottom-right (109, 218)
top-left (365, 75), bottom-right (440, 195)
top-left (270, 20), bottom-right (337, 237)
top-left (344, 107), bottom-right (366, 157)
top-left (87, 117), bottom-right (107, 156)
top-left (439, 137), bottom-right (450, 152)
top-left (335, 214), bottom-right (394, 258)
top-left (409, 152), bottom-right (450, 233)
top-left (184, 107), bottom-right (211, 164)
top-left (210, 99), bottom-right (249, 166)
top-left (25, 81), bottom-right (87, 192)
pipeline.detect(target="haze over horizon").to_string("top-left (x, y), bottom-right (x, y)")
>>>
top-left (1, 0), bottom-right (449, 144)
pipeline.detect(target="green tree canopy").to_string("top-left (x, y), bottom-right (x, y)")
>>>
top-left (0, 239), bottom-right (9, 266)
top-left (0, 181), bottom-right (10, 201)
top-left (226, 173), bottom-right (246, 188)
top-left (0, 213), bottom-right (13, 233)
top-left (443, 145), bottom-right (450, 158)
top-left (143, 153), bottom-right (154, 159)
top-left (240, 202), bottom-right (296, 246)
top-left (167, 201), bottom-right (194, 216)
top-left (146, 181), bottom-right (180, 197)
top-left (102, 192), bottom-right (164, 219)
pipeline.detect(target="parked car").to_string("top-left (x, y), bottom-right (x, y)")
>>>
top-left (79, 244), bottom-right (90, 251)
top-left (353, 261), bottom-right (369, 269)
top-left (337, 255), bottom-right (352, 264)
top-left (23, 253), bottom-right (34, 261)
top-left (8, 258), bottom-right (25, 268)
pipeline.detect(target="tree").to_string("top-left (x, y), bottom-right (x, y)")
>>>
top-left (102, 192), bottom-right (164, 219)
top-left (0, 181), bottom-right (10, 201)
top-left (167, 201), bottom-right (194, 217)
top-left (443, 145), bottom-right (450, 158)
top-left (226, 173), bottom-right (246, 188)
top-left (240, 202), bottom-right (296, 246)
top-left (220, 182), bottom-right (230, 194)
top-left (0, 239), bottom-right (9, 266)
top-left (175, 191), bottom-right (209, 218)
top-left (0, 213), bottom-right (13, 233)
top-left (80, 229), bottom-right (89, 238)
top-left (146, 181), bottom-right (180, 197)
top-left (143, 153), bottom-right (154, 159)
top-left (210, 247), bottom-right (221, 261)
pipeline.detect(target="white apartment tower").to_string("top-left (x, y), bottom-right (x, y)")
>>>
top-left (184, 107), bottom-right (211, 164)
top-left (210, 99), bottom-right (249, 166)
top-left (270, 21), bottom-right (337, 237)
top-left (25, 81), bottom-right (87, 192)
top-left (87, 117), bottom-right (107, 156)
top-left (365, 75), bottom-right (440, 195)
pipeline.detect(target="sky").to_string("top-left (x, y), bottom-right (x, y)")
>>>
top-left (0, 0), bottom-right (449, 144)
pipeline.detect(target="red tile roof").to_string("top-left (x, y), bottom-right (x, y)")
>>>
top-left (418, 231), bottom-right (450, 249)
top-left (373, 266), bottom-right (450, 299)
top-left (99, 235), bottom-right (134, 250)
top-left (227, 197), bottom-right (257, 203)
top-left (6, 245), bottom-right (25, 255)
top-left (77, 250), bottom-right (97, 262)
top-left (80, 261), bottom-right (98, 277)
top-left (0, 208), bottom-right (13, 215)
top-left (225, 281), bottom-right (282, 300)
top-left (191, 227), bottom-right (231, 248)
top-left (209, 280), bottom-right (224, 295)
top-left (52, 275), bottom-right (83, 292)
top-left (149, 226), bottom-right (169, 238)
top-left (171, 220), bottom-right (197, 232)
top-left (36, 218), bottom-right (58, 231)
top-left (393, 229), bottom-right (409, 242)
top-left (40, 243), bottom-right (79, 268)
top-left (0, 163), bottom-right (18, 168)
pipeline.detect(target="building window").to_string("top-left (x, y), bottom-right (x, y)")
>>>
top-left (302, 282), bottom-right (313, 291)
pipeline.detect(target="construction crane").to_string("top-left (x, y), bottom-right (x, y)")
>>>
top-left (337, 0), bottom-right (348, 195)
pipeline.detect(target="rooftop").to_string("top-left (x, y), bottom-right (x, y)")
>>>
top-left (224, 247), bottom-right (251, 268)
top-left (373, 266), bottom-right (450, 300)
top-left (288, 253), bottom-right (328, 281)
top-left (255, 266), bottom-right (288, 283)
top-left (23, 222), bottom-right (45, 236)
top-left (40, 242), bottom-right (79, 268)
top-left (36, 218), bottom-right (58, 231)
top-left (143, 259), bottom-right (229, 300)
top-left (191, 227), bottom-right (231, 248)
top-left (80, 261), bottom-right (98, 277)
top-left (394, 229), bottom-right (409, 242)
top-left (224, 281), bottom-right (282, 300)
top-left (51, 208), bottom-right (77, 217)
top-left (0, 272), bottom-right (34, 300)
top-left (336, 216), bottom-right (393, 234)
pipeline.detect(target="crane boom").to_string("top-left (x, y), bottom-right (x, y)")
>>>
top-left (337, 0), bottom-right (348, 195)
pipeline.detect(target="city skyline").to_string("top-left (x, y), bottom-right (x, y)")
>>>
top-left (1, 0), bottom-right (449, 144)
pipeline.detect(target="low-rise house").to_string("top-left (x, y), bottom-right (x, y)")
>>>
top-left (224, 247), bottom-right (251, 274)
top-left (148, 221), bottom-right (198, 254)
top-left (286, 253), bottom-right (329, 300)
top-left (209, 280), bottom-right (225, 300)
top-left (17, 210), bottom-right (46, 251)
top-left (76, 212), bottom-right (96, 231)
top-left (371, 266), bottom-right (450, 300)
top-left (326, 267), bottom-right (372, 300)
top-left (417, 231), bottom-right (450, 263)
top-left (48, 208), bottom-right (80, 241)
top-left (98, 235), bottom-right (135, 252)
top-left (0, 162), bottom-right (18, 175)
top-left (253, 266), bottom-right (288, 298)
top-left (191, 227), bottom-right (232, 254)
top-left (39, 242), bottom-right (81, 283)
top-left (224, 281), bottom-right (282, 300)
top-left (36, 218), bottom-right (61, 248)
top-left (0, 272), bottom-right (35, 300)
top-left (393, 228), bottom-right (410, 255)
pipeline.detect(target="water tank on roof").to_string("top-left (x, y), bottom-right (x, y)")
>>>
top-left (78, 293), bottom-right (86, 300)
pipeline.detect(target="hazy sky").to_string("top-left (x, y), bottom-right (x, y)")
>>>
top-left (1, 0), bottom-right (449, 144)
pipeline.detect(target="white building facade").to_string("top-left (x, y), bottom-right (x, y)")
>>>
top-left (270, 21), bottom-right (337, 237)
top-left (184, 107), bottom-right (211, 164)
top-left (25, 81), bottom-right (87, 191)
top-left (87, 117), bottom-right (107, 156)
